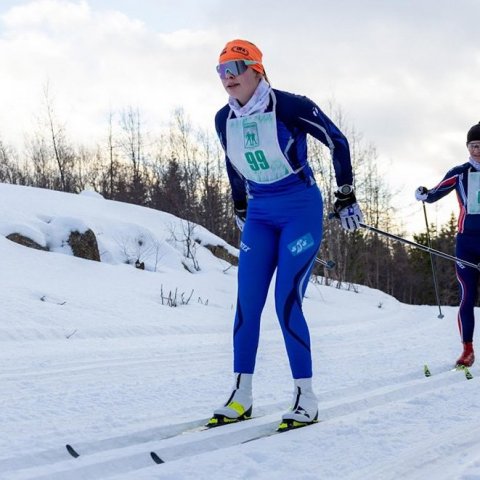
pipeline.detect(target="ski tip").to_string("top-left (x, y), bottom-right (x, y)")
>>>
top-left (423, 364), bottom-right (432, 377)
top-left (66, 444), bottom-right (80, 458)
top-left (150, 451), bottom-right (164, 464)
top-left (455, 364), bottom-right (474, 379)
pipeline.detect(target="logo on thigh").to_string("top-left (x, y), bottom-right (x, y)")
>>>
top-left (288, 233), bottom-right (314, 256)
top-left (240, 241), bottom-right (251, 252)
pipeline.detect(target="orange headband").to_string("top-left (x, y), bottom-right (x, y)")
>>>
top-left (219, 39), bottom-right (265, 75)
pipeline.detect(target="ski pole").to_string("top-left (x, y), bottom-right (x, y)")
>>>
top-left (315, 257), bottom-right (336, 270)
top-left (359, 223), bottom-right (480, 270)
top-left (422, 202), bottom-right (444, 318)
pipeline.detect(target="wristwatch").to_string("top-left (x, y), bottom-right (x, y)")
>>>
top-left (338, 184), bottom-right (353, 195)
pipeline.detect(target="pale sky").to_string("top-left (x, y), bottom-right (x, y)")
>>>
top-left (1, 0), bottom-right (479, 233)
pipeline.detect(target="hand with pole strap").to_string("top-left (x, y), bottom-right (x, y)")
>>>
top-left (415, 186), bottom-right (429, 201)
top-left (332, 185), bottom-right (364, 232)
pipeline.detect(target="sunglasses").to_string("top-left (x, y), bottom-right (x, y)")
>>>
top-left (468, 142), bottom-right (480, 150)
top-left (216, 60), bottom-right (258, 79)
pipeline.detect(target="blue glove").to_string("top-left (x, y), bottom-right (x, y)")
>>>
top-left (415, 186), bottom-right (428, 201)
top-left (333, 188), bottom-right (364, 232)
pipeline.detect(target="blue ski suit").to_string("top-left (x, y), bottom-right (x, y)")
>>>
top-left (423, 161), bottom-right (480, 342)
top-left (215, 88), bottom-right (353, 378)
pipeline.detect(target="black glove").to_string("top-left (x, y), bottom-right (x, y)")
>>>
top-left (333, 189), bottom-right (357, 214)
top-left (333, 186), bottom-right (364, 232)
top-left (234, 200), bottom-right (247, 231)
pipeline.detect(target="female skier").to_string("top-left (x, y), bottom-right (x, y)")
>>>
top-left (209, 39), bottom-right (363, 431)
top-left (416, 121), bottom-right (480, 368)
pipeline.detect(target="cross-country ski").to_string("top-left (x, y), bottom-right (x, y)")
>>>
top-left (424, 363), bottom-right (474, 380)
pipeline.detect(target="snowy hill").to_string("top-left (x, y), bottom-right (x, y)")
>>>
top-left (1, 183), bottom-right (480, 480)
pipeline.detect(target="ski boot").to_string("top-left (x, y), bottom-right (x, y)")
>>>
top-left (278, 378), bottom-right (319, 432)
top-left (456, 342), bottom-right (475, 367)
top-left (207, 373), bottom-right (253, 428)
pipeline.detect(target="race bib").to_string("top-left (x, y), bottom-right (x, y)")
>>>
top-left (467, 171), bottom-right (480, 214)
top-left (226, 111), bottom-right (293, 184)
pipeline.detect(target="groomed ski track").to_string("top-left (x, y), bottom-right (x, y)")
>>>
top-left (2, 364), bottom-right (477, 480)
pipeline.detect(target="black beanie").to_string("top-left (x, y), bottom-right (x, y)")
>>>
top-left (467, 122), bottom-right (480, 143)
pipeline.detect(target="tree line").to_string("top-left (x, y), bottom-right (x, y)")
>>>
top-left (0, 98), bottom-right (461, 307)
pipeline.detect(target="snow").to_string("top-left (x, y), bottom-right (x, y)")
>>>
top-left (1, 182), bottom-right (480, 480)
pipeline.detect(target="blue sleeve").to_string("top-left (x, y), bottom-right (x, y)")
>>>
top-left (215, 108), bottom-right (247, 205)
top-left (424, 166), bottom-right (461, 203)
top-left (293, 96), bottom-right (353, 186)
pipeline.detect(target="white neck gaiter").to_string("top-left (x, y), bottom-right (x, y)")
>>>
top-left (228, 78), bottom-right (271, 117)
top-left (469, 157), bottom-right (480, 171)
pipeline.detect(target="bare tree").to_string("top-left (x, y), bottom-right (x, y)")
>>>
top-left (43, 83), bottom-right (76, 192)
top-left (107, 111), bottom-right (117, 198)
top-left (0, 140), bottom-right (25, 184)
top-left (116, 107), bottom-right (148, 205)
top-left (168, 109), bottom-right (201, 219)
top-left (27, 134), bottom-right (54, 189)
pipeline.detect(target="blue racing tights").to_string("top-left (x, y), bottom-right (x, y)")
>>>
top-left (456, 233), bottom-right (480, 343)
top-left (233, 184), bottom-right (323, 379)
